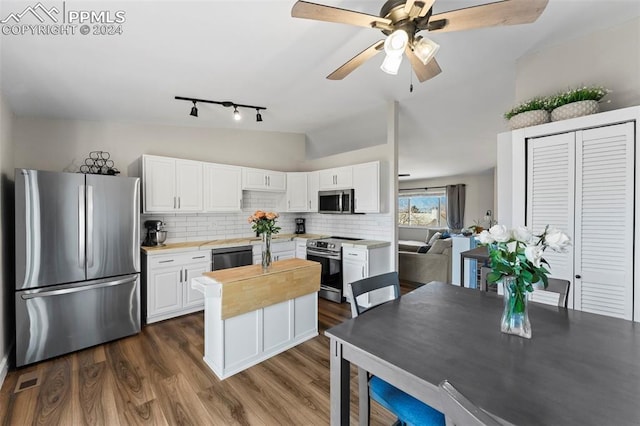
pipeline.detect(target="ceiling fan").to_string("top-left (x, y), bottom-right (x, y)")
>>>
top-left (291, 0), bottom-right (549, 82)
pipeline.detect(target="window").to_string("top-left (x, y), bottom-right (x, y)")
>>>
top-left (398, 189), bottom-right (447, 227)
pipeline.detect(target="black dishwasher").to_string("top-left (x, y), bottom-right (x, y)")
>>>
top-left (212, 245), bottom-right (253, 270)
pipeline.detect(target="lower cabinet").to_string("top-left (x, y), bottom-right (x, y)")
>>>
top-left (252, 240), bottom-right (296, 264)
top-left (145, 250), bottom-right (211, 323)
top-left (343, 244), bottom-right (392, 307)
top-left (295, 238), bottom-right (307, 259)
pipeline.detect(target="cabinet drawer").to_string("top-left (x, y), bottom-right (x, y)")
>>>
top-left (148, 251), bottom-right (211, 268)
top-left (343, 248), bottom-right (367, 261)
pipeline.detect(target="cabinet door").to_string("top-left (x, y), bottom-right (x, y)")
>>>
top-left (242, 168), bottom-right (267, 190)
top-left (147, 266), bottom-right (182, 317)
top-left (266, 171), bottom-right (286, 191)
top-left (176, 159), bottom-right (203, 211)
top-left (318, 169), bottom-right (336, 190)
top-left (295, 240), bottom-right (307, 259)
top-left (353, 162), bottom-right (380, 213)
top-left (307, 171), bottom-right (319, 212)
top-left (204, 163), bottom-right (242, 212)
top-left (183, 262), bottom-right (209, 308)
top-left (573, 123), bottom-right (634, 320)
top-left (334, 166), bottom-right (353, 189)
top-left (286, 173), bottom-right (308, 212)
top-left (144, 155), bottom-right (176, 212)
top-left (342, 259), bottom-right (366, 304)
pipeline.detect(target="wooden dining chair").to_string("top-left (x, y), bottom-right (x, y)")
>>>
top-left (349, 272), bottom-right (445, 426)
top-left (438, 380), bottom-right (504, 426)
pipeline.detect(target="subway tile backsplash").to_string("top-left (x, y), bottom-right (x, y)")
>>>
top-left (141, 190), bottom-right (393, 243)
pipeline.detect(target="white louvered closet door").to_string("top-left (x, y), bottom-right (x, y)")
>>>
top-left (574, 123), bottom-right (634, 320)
top-left (527, 132), bottom-right (576, 307)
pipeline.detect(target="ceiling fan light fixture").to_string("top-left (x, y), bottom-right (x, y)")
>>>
top-left (413, 36), bottom-right (440, 65)
top-left (380, 53), bottom-right (403, 75)
top-left (384, 29), bottom-right (409, 55)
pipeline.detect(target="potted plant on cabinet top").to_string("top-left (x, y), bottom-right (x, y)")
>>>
top-left (504, 97), bottom-right (550, 130)
top-left (548, 86), bottom-right (610, 122)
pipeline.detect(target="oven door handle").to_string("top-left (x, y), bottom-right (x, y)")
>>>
top-left (306, 249), bottom-right (341, 260)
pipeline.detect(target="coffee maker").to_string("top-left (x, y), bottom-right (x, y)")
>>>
top-left (143, 220), bottom-right (167, 246)
top-left (295, 218), bottom-right (305, 234)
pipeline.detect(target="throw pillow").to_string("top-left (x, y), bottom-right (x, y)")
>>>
top-left (427, 232), bottom-right (442, 245)
top-left (417, 245), bottom-right (430, 253)
top-left (428, 238), bottom-right (452, 254)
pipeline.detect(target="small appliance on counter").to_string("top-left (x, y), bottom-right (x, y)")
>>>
top-left (143, 220), bottom-right (167, 246)
top-left (295, 218), bottom-right (306, 234)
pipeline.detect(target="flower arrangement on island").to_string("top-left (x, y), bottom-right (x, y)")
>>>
top-left (248, 210), bottom-right (281, 236)
top-left (477, 224), bottom-right (571, 338)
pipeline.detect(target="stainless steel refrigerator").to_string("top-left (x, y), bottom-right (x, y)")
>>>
top-left (15, 169), bottom-right (141, 367)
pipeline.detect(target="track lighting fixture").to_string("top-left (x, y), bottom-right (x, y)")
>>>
top-left (175, 96), bottom-right (266, 122)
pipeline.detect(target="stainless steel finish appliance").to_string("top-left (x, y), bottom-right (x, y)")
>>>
top-left (306, 236), bottom-right (362, 303)
top-left (143, 220), bottom-right (167, 246)
top-left (14, 169), bottom-right (141, 367)
top-left (212, 245), bottom-right (253, 271)
top-left (318, 189), bottom-right (355, 214)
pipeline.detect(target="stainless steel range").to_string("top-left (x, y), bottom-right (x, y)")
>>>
top-left (306, 236), bottom-right (362, 303)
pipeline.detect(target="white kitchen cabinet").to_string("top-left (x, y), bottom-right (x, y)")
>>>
top-left (353, 161), bottom-right (380, 213)
top-left (242, 167), bottom-right (286, 192)
top-left (318, 166), bottom-right (353, 190)
top-left (342, 244), bottom-right (392, 307)
top-left (252, 240), bottom-right (296, 264)
top-left (143, 155), bottom-right (203, 213)
top-left (203, 163), bottom-right (242, 212)
top-left (307, 171), bottom-right (319, 212)
top-left (145, 250), bottom-right (211, 323)
top-left (286, 172), bottom-right (308, 212)
top-left (295, 238), bottom-right (307, 259)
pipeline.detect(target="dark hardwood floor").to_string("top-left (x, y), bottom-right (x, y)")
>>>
top-left (0, 282), bottom-right (420, 425)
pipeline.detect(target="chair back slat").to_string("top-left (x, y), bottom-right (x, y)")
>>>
top-left (481, 267), bottom-right (571, 308)
top-left (349, 271), bottom-right (400, 317)
top-left (439, 380), bottom-right (504, 426)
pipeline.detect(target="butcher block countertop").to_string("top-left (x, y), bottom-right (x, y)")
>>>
top-left (141, 233), bottom-right (327, 255)
top-left (198, 258), bottom-right (321, 319)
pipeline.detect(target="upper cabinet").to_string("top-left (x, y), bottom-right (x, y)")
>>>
top-left (203, 163), bottom-right (242, 212)
top-left (242, 167), bottom-right (286, 192)
top-left (143, 155), bottom-right (203, 213)
top-left (319, 166), bottom-right (353, 190)
top-left (286, 172), bottom-right (308, 212)
top-left (353, 161), bottom-right (380, 213)
top-left (307, 171), bottom-right (319, 212)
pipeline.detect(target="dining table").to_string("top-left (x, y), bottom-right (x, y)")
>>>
top-left (325, 282), bottom-right (640, 425)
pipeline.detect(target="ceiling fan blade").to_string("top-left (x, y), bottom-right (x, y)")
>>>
top-left (327, 40), bottom-right (385, 80)
top-left (292, 1), bottom-right (392, 29)
top-left (405, 46), bottom-right (441, 82)
top-left (428, 0), bottom-right (549, 33)
top-left (404, 0), bottom-right (436, 18)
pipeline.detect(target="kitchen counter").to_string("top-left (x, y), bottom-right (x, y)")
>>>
top-left (192, 258), bottom-right (321, 380)
top-left (141, 233), bottom-right (327, 255)
top-left (341, 239), bottom-right (391, 249)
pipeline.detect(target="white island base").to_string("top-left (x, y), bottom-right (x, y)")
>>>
top-left (192, 259), bottom-right (320, 380)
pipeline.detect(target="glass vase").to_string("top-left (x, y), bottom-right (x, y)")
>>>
top-left (261, 232), bottom-right (272, 272)
top-left (501, 276), bottom-right (531, 339)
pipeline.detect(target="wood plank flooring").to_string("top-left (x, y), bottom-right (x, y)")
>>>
top-left (0, 283), bottom-right (420, 425)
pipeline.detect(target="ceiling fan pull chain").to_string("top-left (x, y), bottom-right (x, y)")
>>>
top-left (409, 65), bottom-right (414, 93)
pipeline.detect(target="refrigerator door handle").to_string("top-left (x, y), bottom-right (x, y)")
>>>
top-left (20, 274), bottom-right (138, 299)
top-left (78, 185), bottom-right (86, 268)
top-left (87, 185), bottom-right (94, 267)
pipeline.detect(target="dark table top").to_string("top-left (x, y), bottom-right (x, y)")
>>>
top-left (460, 246), bottom-right (489, 260)
top-left (326, 282), bottom-right (640, 426)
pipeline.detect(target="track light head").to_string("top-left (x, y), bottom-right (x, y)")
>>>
top-left (190, 101), bottom-right (198, 117)
top-left (256, 109), bottom-right (263, 122)
top-left (233, 106), bottom-right (241, 121)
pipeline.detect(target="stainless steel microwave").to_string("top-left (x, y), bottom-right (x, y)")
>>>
top-left (318, 189), bottom-right (355, 214)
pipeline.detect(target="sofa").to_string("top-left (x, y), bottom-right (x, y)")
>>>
top-left (398, 229), bottom-right (452, 284)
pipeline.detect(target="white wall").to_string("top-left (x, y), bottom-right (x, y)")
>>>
top-left (0, 92), bottom-right (15, 386)
top-left (516, 17), bottom-right (640, 109)
top-left (398, 170), bottom-right (495, 241)
top-left (12, 117), bottom-right (306, 175)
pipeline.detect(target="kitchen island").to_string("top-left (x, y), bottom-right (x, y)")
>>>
top-left (192, 258), bottom-right (321, 380)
